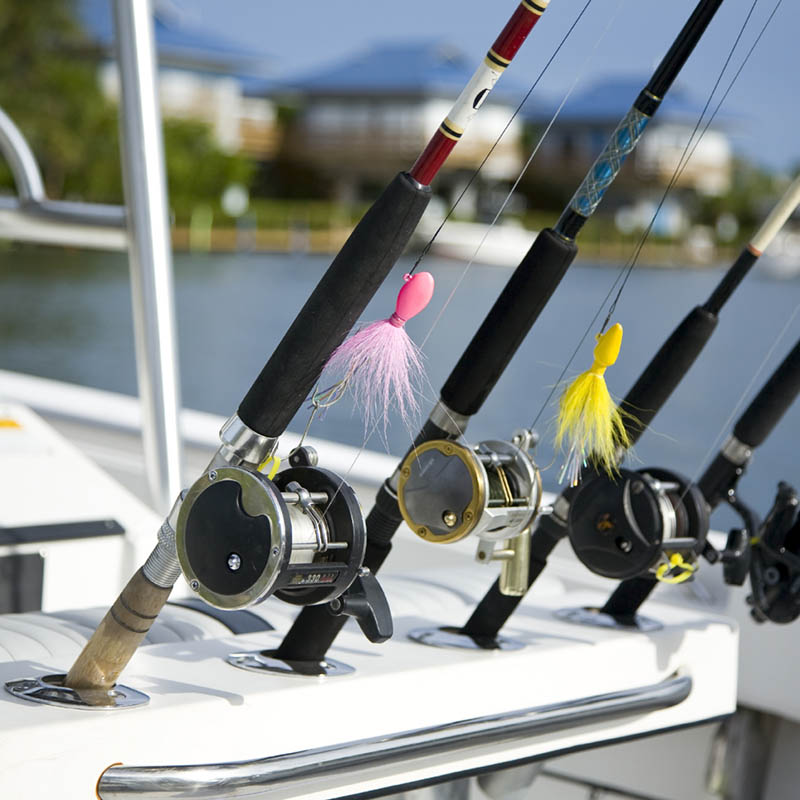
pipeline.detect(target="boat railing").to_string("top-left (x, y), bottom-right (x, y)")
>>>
top-left (96, 674), bottom-right (693, 799)
top-left (0, 0), bottom-right (182, 514)
top-left (0, 106), bottom-right (127, 250)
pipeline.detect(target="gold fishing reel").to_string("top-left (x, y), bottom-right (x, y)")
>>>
top-left (397, 430), bottom-right (542, 595)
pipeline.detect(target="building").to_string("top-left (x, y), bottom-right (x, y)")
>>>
top-left (77, 0), bottom-right (279, 159)
top-left (272, 40), bottom-right (529, 206)
top-left (527, 76), bottom-right (733, 202)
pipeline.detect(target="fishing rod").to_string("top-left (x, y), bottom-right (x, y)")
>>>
top-left (276, 0), bottom-right (728, 666)
top-left (12, 0), bottom-right (554, 701)
top-left (452, 171), bottom-right (800, 643)
top-left (571, 332), bottom-right (800, 627)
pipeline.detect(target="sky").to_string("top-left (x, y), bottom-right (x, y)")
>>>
top-left (167, 0), bottom-right (797, 172)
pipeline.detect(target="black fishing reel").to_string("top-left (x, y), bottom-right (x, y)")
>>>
top-left (568, 467), bottom-right (709, 582)
top-left (175, 446), bottom-right (391, 641)
top-left (747, 482), bottom-right (800, 624)
top-left (397, 430), bottom-right (542, 595)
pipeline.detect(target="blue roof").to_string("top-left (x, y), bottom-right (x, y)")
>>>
top-left (528, 76), bottom-right (733, 125)
top-left (77, 0), bottom-right (271, 77)
top-left (276, 40), bottom-right (532, 103)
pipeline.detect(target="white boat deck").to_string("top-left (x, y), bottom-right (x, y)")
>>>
top-left (0, 381), bottom-right (744, 799)
top-left (0, 574), bottom-right (736, 799)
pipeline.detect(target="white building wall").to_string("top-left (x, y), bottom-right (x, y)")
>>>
top-left (636, 122), bottom-right (732, 196)
top-left (98, 62), bottom-right (275, 155)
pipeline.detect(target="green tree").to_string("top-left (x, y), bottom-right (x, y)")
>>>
top-left (163, 119), bottom-right (254, 221)
top-left (0, 0), bottom-right (254, 216)
top-left (0, 0), bottom-right (121, 199)
top-left (695, 159), bottom-right (784, 239)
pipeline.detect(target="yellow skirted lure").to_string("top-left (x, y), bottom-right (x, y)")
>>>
top-left (555, 323), bottom-right (631, 486)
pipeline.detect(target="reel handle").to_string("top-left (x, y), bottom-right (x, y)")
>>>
top-left (721, 529), bottom-right (751, 587)
top-left (748, 482), bottom-right (800, 624)
top-left (328, 569), bottom-right (393, 644)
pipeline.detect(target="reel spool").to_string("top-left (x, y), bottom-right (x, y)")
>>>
top-left (568, 467), bottom-right (709, 581)
top-left (397, 432), bottom-right (541, 596)
top-left (175, 448), bottom-right (365, 610)
top-left (397, 433), bottom-right (541, 544)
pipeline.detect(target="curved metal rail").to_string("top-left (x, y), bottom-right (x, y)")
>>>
top-left (0, 106), bottom-right (127, 249)
top-left (0, 0), bottom-right (182, 512)
top-left (98, 674), bottom-right (692, 799)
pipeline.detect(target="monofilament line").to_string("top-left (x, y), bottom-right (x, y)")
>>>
top-left (420, 0), bottom-right (627, 349)
top-left (408, 0), bottom-right (596, 276)
top-left (600, 0), bottom-right (778, 332)
top-left (529, 0), bottom-right (772, 432)
top-left (313, 0), bottom-right (618, 509)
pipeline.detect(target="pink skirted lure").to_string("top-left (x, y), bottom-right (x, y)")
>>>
top-left (323, 272), bottom-right (435, 435)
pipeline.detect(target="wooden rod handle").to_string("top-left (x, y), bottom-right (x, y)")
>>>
top-left (65, 568), bottom-right (172, 690)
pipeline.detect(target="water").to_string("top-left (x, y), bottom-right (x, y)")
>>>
top-left (0, 245), bottom-right (798, 532)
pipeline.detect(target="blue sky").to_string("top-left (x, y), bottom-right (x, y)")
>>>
top-left (167, 0), bottom-right (796, 172)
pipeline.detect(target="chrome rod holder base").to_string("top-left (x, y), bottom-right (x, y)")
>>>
top-left (227, 649), bottom-right (355, 677)
top-left (408, 625), bottom-right (527, 651)
top-left (555, 606), bottom-right (662, 632)
top-left (5, 673), bottom-right (149, 709)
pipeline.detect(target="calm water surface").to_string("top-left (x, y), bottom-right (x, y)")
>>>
top-left (1, 245), bottom-right (798, 532)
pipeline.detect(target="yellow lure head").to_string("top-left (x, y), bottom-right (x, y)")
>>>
top-left (555, 322), bottom-right (631, 486)
top-left (591, 323), bottom-right (623, 371)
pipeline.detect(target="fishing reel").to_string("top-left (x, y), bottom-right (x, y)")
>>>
top-left (568, 467), bottom-right (709, 583)
top-left (175, 445), bottom-right (391, 642)
top-left (397, 430), bottom-right (542, 595)
top-left (747, 482), bottom-right (800, 624)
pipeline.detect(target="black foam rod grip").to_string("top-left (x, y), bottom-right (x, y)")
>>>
top-left (734, 337), bottom-right (800, 449)
top-left (622, 306), bottom-right (717, 446)
top-left (274, 488), bottom-right (402, 663)
top-left (460, 512), bottom-right (566, 639)
top-left (238, 173), bottom-right (431, 437)
top-left (600, 576), bottom-right (658, 621)
top-left (441, 228), bottom-right (578, 417)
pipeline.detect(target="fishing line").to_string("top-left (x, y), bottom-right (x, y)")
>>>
top-left (528, 0), bottom-right (770, 434)
top-left (315, 374), bottom-right (467, 520)
top-left (314, 0), bottom-right (630, 518)
top-left (407, 0), bottom-right (596, 276)
top-left (357, 0), bottom-right (629, 464)
top-left (298, 0), bottom-right (599, 463)
top-left (306, 0), bottom-right (619, 508)
top-left (601, 0), bottom-right (779, 331)
top-left (420, 0), bottom-right (628, 349)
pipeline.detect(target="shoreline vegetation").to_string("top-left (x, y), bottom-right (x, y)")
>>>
top-left (171, 224), bottom-right (736, 267)
top-left (169, 202), bottom-right (744, 266)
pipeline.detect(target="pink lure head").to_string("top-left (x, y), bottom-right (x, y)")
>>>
top-left (390, 272), bottom-right (434, 327)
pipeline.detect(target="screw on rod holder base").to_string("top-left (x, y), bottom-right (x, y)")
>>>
top-left (554, 607), bottom-right (662, 632)
top-left (227, 649), bottom-right (355, 678)
top-left (5, 673), bottom-right (149, 709)
top-left (407, 625), bottom-right (527, 651)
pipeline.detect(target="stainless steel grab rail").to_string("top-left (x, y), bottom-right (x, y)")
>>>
top-left (98, 674), bottom-right (691, 799)
top-left (0, 106), bottom-right (127, 250)
top-left (0, 0), bottom-right (183, 512)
